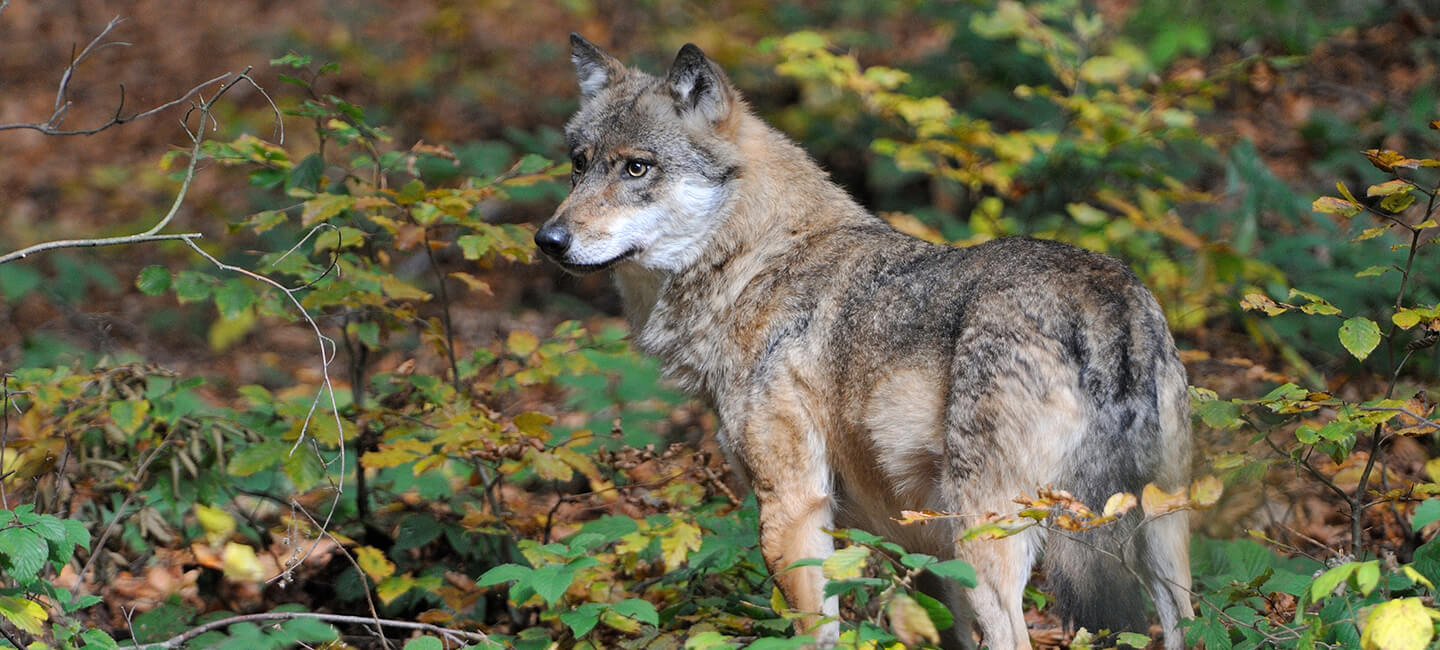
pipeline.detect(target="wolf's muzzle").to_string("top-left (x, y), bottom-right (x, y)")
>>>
top-left (533, 224), bottom-right (572, 258)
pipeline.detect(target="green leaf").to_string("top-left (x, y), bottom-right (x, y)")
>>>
top-left (1338, 317), bottom-right (1382, 361)
top-left (1310, 562), bottom-right (1360, 601)
top-left (513, 153), bottom-right (553, 175)
top-left (214, 280), bottom-right (257, 319)
top-left (1414, 499), bottom-right (1440, 531)
top-left (108, 400), bottom-right (150, 435)
top-left (529, 564), bottom-right (577, 605)
top-left (900, 552), bottom-right (937, 570)
top-left (1354, 560), bottom-right (1380, 596)
top-left (392, 514), bottom-right (442, 551)
top-left (1196, 399), bottom-right (1243, 429)
top-left (287, 154), bottom-right (325, 193)
top-left (477, 563), bottom-right (532, 587)
top-left (611, 598), bottom-right (659, 626)
top-left (173, 271), bottom-right (215, 303)
top-left (913, 590), bottom-right (954, 631)
top-left (0, 527), bottom-right (47, 583)
top-left (62, 518), bottom-right (91, 550)
top-left (926, 559), bottom-right (977, 587)
top-left (136, 266), bottom-right (172, 296)
top-left (559, 603), bottom-right (604, 637)
top-left (0, 264), bottom-right (43, 301)
top-left (1355, 265), bottom-right (1391, 278)
top-left (270, 52), bottom-right (312, 68)
top-left (1078, 56), bottom-right (1130, 84)
top-left (1381, 192), bottom-right (1417, 213)
top-left (281, 617), bottom-right (338, 643)
top-left (227, 440), bottom-right (286, 476)
top-left (402, 638), bottom-right (443, 650)
top-left (282, 447), bottom-right (325, 491)
top-left (1117, 632), bottom-right (1153, 648)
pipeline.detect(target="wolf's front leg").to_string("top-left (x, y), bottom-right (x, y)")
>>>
top-left (738, 406), bottom-right (840, 646)
top-left (755, 481), bottom-right (839, 645)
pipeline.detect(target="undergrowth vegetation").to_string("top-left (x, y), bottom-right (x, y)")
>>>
top-left (0, 0), bottom-right (1438, 648)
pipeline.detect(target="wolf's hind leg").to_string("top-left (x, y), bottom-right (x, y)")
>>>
top-left (954, 531), bottom-right (1038, 650)
top-left (1139, 511), bottom-right (1192, 650)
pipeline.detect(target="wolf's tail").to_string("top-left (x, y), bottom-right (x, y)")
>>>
top-left (1045, 509), bottom-right (1191, 649)
top-left (1049, 322), bottom-right (1193, 650)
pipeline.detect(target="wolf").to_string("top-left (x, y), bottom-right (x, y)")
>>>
top-left (534, 34), bottom-right (1194, 650)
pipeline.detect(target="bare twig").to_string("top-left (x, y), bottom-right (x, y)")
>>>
top-left (0, 16), bottom-right (233, 137)
top-left (291, 501), bottom-right (394, 650)
top-left (129, 611), bottom-right (490, 650)
top-left (182, 236), bottom-right (347, 585)
top-left (0, 68), bottom-right (266, 266)
top-left (1, 375), bottom-right (11, 510)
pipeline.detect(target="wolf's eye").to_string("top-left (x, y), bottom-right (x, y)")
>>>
top-left (571, 154), bottom-right (587, 174)
top-left (625, 160), bottom-right (652, 178)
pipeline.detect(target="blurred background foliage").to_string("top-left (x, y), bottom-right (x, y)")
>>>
top-left (1, 0), bottom-right (1440, 647)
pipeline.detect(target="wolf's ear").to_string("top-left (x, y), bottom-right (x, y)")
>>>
top-left (570, 33), bottom-right (625, 101)
top-left (667, 43), bottom-right (733, 123)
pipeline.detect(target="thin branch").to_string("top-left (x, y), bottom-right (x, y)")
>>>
top-left (130, 611), bottom-right (490, 650)
top-left (182, 236), bottom-right (347, 585)
top-left (0, 16), bottom-right (235, 137)
top-left (291, 501), bottom-right (393, 650)
top-left (0, 68), bottom-right (264, 266)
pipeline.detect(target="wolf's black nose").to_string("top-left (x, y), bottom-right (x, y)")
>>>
top-left (534, 225), bottom-right (571, 257)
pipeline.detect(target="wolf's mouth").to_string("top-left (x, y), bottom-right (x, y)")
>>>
top-left (557, 247), bottom-right (641, 274)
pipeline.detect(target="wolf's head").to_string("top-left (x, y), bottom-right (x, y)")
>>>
top-left (534, 34), bottom-right (744, 275)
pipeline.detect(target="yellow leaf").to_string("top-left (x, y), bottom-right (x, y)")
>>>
top-left (524, 449), bottom-right (573, 482)
top-left (448, 272), bottom-right (492, 295)
top-left (822, 545), bottom-right (870, 580)
top-left (301, 193), bottom-right (354, 226)
top-left (1361, 597), bottom-right (1434, 650)
top-left (361, 438), bottom-right (433, 469)
top-left (507, 330), bottom-right (539, 357)
top-left (355, 546), bottom-right (396, 582)
top-left (1403, 566), bottom-right (1434, 590)
top-left (1367, 179), bottom-right (1413, 197)
top-left (0, 595), bottom-right (47, 635)
top-left (660, 520), bottom-right (704, 571)
top-left (887, 593), bottom-right (940, 646)
top-left (221, 542), bottom-right (265, 582)
top-left (194, 504), bottom-right (236, 545)
top-left (1142, 483), bottom-right (1189, 516)
top-left (1240, 293), bottom-right (1289, 316)
top-left (377, 575), bottom-right (415, 605)
top-left (770, 585), bottom-right (789, 613)
top-left (1426, 458), bottom-right (1440, 483)
top-left (1103, 492), bottom-right (1138, 517)
top-left (514, 411), bottom-right (554, 435)
top-left (1188, 475), bottom-right (1224, 508)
